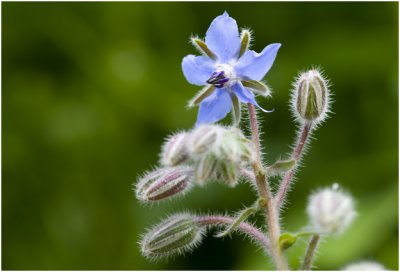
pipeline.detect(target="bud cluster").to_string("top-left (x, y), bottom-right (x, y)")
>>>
top-left (307, 184), bottom-right (356, 235)
top-left (136, 125), bottom-right (255, 202)
top-left (160, 124), bottom-right (255, 187)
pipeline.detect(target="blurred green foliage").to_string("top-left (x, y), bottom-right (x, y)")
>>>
top-left (2, 2), bottom-right (398, 270)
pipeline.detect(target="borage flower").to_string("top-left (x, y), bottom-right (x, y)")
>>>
top-left (182, 12), bottom-right (281, 126)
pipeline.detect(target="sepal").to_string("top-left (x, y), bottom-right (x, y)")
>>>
top-left (242, 80), bottom-right (271, 97)
top-left (191, 37), bottom-right (217, 60)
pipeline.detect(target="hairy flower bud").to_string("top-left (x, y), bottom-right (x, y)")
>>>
top-left (291, 69), bottom-right (330, 124)
top-left (194, 154), bottom-right (218, 185)
top-left (140, 213), bottom-right (204, 259)
top-left (160, 132), bottom-right (189, 166)
top-left (307, 184), bottom-right (356, 235)
top-left (219, 127), bottom-right (256, 164)
top-left (188, 126), bottom-right (254, 187)
top-left (343, 261), bottom-right (386, 271)
top-left (136, 167), bottom-right (193, 202)
top-left (188, 124), bottom-right (223, 155)
top-left (217, 160), bottom-right (238, 187)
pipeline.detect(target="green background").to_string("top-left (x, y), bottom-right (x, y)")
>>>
top-left (3, 2), bottom-right (398, 270)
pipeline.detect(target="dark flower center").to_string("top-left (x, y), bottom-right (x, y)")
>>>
top-left (206, 71), bottom-right (229, 88)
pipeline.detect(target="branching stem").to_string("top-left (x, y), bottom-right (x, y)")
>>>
top-left (247, 104), bottom-right (288, 270)
top-left (275, 121), bottom-right (312, 210)
top-left (240, 168), bottom-right (255, 183)
top-left (196, 215), bottom-right (270, 253)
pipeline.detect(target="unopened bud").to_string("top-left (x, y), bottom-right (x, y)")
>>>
top-left (160, 132), bottom-right (189, 166)
top-left (188, 124), bottom-right (223, 155)
top-left (307, 184), bottom-right (356, 235)
top-left (219, 128), bottom-right (255, 164)
top-left (136, 167), bottom-right (193, 202)
top-left (140, 213), bottom-right (204, 259)
top-left (216, 160), bottom-right (239, 187)
top-left (189, 126), bottom-right (253, 187)
top-left (194, 154), bottom-right (218, 185)
top-left (343, 261), bottom-right (386, 271)
top-left (292, 69), bottom-right (330, 124)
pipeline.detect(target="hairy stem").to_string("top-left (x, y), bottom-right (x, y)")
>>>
top-left (240, 168), bottom-right (255, 183)
top-left (247, 104), bottom-right (262, 162)
top-left (196, 215), bottom-right (270, 253)
top-left (275, 121), bottom-right (312, 210)
top-left (247, 104), bottom-right (288, 270)
top-left (301, 234), bottom-right (320, 270)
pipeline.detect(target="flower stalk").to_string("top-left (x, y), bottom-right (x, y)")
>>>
top-left (301, 234), bottom-right (321, 270)
top-left (275, 121), bottom-right (312, 210)
top-left (195, 215), bottom-right (270, 253)
top-left (247, 104), bottom-right (288, 270)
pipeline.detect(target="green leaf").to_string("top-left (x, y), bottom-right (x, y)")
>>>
top-left (215, 206), bottom-right (258, 238)
top-left (279, 232), bottom-right (298, 250)
top-left (267, 159), bottom-right (296, 175)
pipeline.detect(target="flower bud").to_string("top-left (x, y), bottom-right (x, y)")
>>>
top-left (136, 167), bottom-right (193, 202)
top-left (343, 261), bottom-right (386, 271)
top-left (187, 124), bottom-right (223, 155)
top-left (307, 184), bottom-right (356, 235)
top-left (292, 69), bottom-right (330, 124)
top-left (219, 127), bottom-right (255, 164)
top-left (140, 213), bottom-right (204, 259)
top-left (216, 160), bottom-right (238, 187)
top-left (194, 154), bottom-right (218, 185)
top-left (160, 132), bottom-right (189, 166)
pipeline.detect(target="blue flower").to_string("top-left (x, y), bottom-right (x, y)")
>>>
top-left (182, 12), bottom-right (281, 126)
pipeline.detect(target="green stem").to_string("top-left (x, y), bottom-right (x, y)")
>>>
top-left (301, 234), bottom-right (320, 270)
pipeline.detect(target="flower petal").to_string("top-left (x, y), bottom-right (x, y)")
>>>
top-left (235, 43), bottom-right (281, 81)
top-left (196, 88), bottom-right (232, 126)
top-left (205, 12), bottom-right (241, 63)
top-left (231, 82), bottom-right (272, 113)
top-left (182, 55), bottom-right (215, 86)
